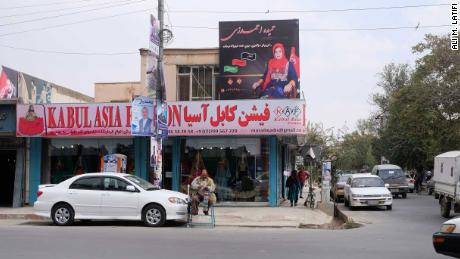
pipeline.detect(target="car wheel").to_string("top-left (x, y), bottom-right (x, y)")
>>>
top-left (51, 203), bottom-right (74, 226)
top-left (386, 205), bottom-right (392, 210)
top-left (402, 193), bottom-right (407, 199)
top-left (344, 197), bottom-right (349, 207)
top-left (428, 189), bottom-right (433, 195)
top-left (142, 204), bottom-right (166, 227)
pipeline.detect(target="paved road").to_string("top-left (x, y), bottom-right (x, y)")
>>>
top-left (0, 193), bottom-right (453, 259)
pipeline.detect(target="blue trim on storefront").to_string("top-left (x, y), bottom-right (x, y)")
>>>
top-left (172, 137), bottom-right (181, 192)
top-left (29, 138), bottom-right (42, 205)
top-left (134, 136), bottom-right (149, 180)
top-left (269, 136), bottom-right (279, 207)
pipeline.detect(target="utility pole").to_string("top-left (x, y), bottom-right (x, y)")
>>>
top-left (156, 0), bottom-right (164, 101)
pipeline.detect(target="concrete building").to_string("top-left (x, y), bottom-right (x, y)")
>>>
top-left (92, 48), bottom-right (304, 207)
top-left (0, 66), bottom-right (92, 207)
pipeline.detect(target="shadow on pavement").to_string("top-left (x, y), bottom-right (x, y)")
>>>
top-left (19, 220), bottom-right (187, 228)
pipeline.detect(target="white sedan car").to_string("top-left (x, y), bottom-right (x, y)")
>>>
top-left (433, 217), bottom-right (460, 257)
top-left (344, 174), bottom-right (393, 210)
top-left (34, 173), bottom-right (189, 227)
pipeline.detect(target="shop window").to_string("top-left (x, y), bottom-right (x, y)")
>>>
top-left (179, 137), bottom-right (269, 203)
top-left (43, 138), bottom-right (134, 184)
top-left (177, 66), bottom-right (218, 101)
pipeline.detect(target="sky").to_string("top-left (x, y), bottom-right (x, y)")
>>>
top-left (0, 0), bottom-right (452, 132)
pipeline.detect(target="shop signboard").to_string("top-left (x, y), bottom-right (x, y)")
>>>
top-left (16, 103), bottom-right (131, 137)
top-left (16, 99), bottom-right (306, 137)
top-left (167, 99), bottom-right (307, 136)
top-left (218, 19), bottom-right (300, 100)
top-left (131, 96), bottom-right (154, 136)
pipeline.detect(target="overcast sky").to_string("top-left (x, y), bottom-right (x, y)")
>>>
top-left (0, 0), bottom-right (452, 131)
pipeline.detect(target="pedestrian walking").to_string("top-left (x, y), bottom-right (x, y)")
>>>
top-left (286, 170), bottom-right (301, 206)
top-left (297, 167), bottom-right (309, 199)
top-left (415, 170), bottom-right (424, 194)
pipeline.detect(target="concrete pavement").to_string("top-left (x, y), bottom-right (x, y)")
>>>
top-left (0, 193), bottom-right (450, 259)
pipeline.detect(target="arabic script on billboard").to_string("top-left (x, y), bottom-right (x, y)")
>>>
top-left (219, 19), bottom-right (300, 100)
top-left (167, 99), bottom-right (306, 136)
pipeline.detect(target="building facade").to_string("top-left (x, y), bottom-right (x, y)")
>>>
top-left (93, 48), bottom-right (305, 207)
top-left (0, 66), bottom-right (93, 207)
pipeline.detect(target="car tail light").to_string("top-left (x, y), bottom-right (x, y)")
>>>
top-left (433, 236), bottom-right (445, 244)
top-left (37, 191), bottom-right (43, 198)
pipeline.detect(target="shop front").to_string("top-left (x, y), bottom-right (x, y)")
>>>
top-left (16, 102), bottom-right (149, 204)
top-left (166, 99), bottom-right (306, 207)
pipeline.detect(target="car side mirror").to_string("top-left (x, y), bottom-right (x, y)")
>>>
top-left (126, 185), bottom-right (137, 192)
top-left (385, 184), bottom-right (390, 188)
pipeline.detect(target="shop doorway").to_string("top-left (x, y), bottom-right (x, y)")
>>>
top-left (0, 150), bottom-right (16, 206)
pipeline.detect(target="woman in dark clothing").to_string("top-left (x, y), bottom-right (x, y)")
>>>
top-left (286, 170), bottom-right (301, 207)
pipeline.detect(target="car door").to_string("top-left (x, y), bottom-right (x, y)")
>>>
top-left (68, 176), bottom-right (103, 217)
top-left (101, 177), bottom-right (140, 218)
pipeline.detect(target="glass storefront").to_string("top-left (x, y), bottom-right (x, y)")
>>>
top-left (179, 137), bottom-right (269, 202)
top-left (42, 138), bottom-right (134, 184)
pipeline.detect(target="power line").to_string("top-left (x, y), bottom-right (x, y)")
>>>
top-left (170, 24), bottom-right (451, 32)
top-left (167, 3), bottom-right (450, 14)
top-left (0, 42), bottom-right (137, 55)
top-left (0, 0), bottom-right (137, 19)
top-left (0, 0), bottom-right (101, 10)
top-left (0, 8), bottom-right (155, 38)
top-left (0, 0), bottom-right (147, 27)
top-left (0, 23), bottom-right (450, 56)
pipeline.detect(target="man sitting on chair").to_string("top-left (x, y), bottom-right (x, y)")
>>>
top-left (191, 169), bottom-right (216, 215)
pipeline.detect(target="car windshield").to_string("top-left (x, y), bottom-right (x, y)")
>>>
top-left (352, 177), bottom-right (384, 188)
top-left (338, 175), bottom-right (351, 183)
top-left (124, 175), bottom-right (157, 191)
top-left (379, 169), bottom-right (404, 180)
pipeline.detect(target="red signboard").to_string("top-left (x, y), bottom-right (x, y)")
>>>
top-left (167, 99), bottom-right (306, 136)
top-left (16, 103), bottom-right (131, 137)
top-left (16, 100), bottom-right (306, 137)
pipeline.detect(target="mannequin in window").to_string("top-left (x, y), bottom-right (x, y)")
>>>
top-left (215, 157), bottom-right (231, 201)
top-left (237, 151), bottom-right (248, 180)
top-left (238, 151), bottom-right (253, 191)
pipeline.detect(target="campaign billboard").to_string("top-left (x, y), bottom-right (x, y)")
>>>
top-left (219, 19), bottom-right (300, 100)
top-left (0, 66), bottom-right (18, 99)
top-left (131, 96), bottom-right (154, 136)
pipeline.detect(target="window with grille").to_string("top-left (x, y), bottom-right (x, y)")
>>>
top-left (177, 66), bottom-right (218, 101)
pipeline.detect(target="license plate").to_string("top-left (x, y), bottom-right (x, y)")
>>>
top-left (368, 200), bottom-right (379, 205)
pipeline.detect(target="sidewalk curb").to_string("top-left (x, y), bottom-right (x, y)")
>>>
top-left (334, 204), bottom-right (352, 223)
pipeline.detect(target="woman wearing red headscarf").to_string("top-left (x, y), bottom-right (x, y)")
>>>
top-left (252, 43), bottom-right (299, 99)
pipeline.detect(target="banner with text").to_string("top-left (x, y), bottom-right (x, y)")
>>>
top-left (167, 99), bottom-right (306, 136)
top-left (16, 103), bottom-right (131, 137)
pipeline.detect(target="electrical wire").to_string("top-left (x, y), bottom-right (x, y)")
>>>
top-left (0, 8), bottom-right (155, 38)
top-left (0, 0), bottom-right (101, 10)
top-left (170, 24), bottom-right (451, 31)
top-left (0, 0), bottom-right (137, 19)
top-left (0, 0), bottom-right (148, 27)
top-left (167, 3), bottom-right (450, 14)
top-left (0, 42), bottom-right (137, 55)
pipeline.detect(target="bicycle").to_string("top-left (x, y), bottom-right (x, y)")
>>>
top-left (304, 178), bottom-right (316, 209)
